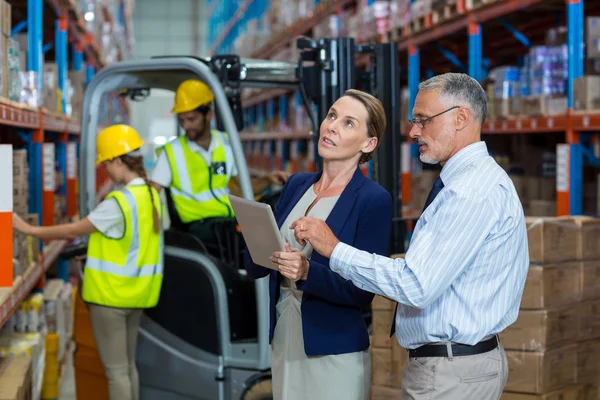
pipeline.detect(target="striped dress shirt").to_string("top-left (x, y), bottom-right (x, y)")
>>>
top-left (330, 141), bottom-right (529, 349)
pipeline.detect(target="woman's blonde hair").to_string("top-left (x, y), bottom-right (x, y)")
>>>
top-left (342, 89), bottom-right (387, 164)
top-left (119, 154), bottom-right (160, 234)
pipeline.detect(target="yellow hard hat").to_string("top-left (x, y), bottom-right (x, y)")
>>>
top-left (96, 124), bottom-right (144, 165)
top-left (171, 79), bottom-right (215, 114)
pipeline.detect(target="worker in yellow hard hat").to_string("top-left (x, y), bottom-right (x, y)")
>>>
top-left (150, 79), bottom-right (290, 246)
top-left (13, 124), bottom-right (163, 400)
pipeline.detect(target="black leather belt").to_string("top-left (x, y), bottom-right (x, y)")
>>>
top-left (408, 336), bottom-right (499, 358)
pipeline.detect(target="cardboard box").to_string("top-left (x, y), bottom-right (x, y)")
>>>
top-left (371, 385), bottom-right (402, 400)
top-left (526, 217), bottom-right (579, 264)
top-left (520, 263), bottom-right (581, 310)
top-left (370, 343), bottom-right (407, 389)
top-left (501, 386), bottom-right (584, 400)
top-left (571, 217), bottom-right (600, 260)
top-left (579, 299), bottom-right (600, 342)
top-left (0, 1), bottom-right (10, 38)
top-left (586, 17), bottom-right (600, 59)
top-left (0, 34), bottom-right (7, 99)
top-left (530, 200), bottom-right (557, 217)
top-left (577, 340), bottom-right (600, 384)
top-left (582, 384), bottom-right (600, 400)
top-left (510, 175), bottom-right (527, 204)
top-left (390, 339), bottom-right (408, 388)
top-left (0, 355), bottom-right (32, 400)
top-left (24, 214), bottom-right (40, 264)
top-left (587, 58), bottom-right (600, 76)
top-left (371, 347), bottom-right (392, 387)
top-left (12, 149), bottom-right (29, 216)
top-left (574, 76), bottom-right (600, 111)
top-left (372, 295), bottom-right (394, 311)
top-left (510, 97), bottom-right (523, 117)
top-left (524, 96), bottom-right (568, 117)
top-left (500, 306), bottom-right (579, 351)
top-left (538, 178), bottom-right (557, 201)
top-left (527, 177), bottom-right (542, 202)
top-left (494, 98), bottom-right (511, 119)
top-left (582, 261), bottom-right (600, 301)
top-left (505, 345), bottom-right (577, 394)
top-left (372, 309), bottom-right (394, 348)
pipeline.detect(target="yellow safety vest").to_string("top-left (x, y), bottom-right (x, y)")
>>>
top-left (82, 185), bottom-right (163, 308)
top-left (159, 131), bottom-right (234, 223)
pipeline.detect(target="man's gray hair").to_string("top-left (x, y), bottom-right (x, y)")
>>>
top-left (419, 73), bottom-right (488, 126)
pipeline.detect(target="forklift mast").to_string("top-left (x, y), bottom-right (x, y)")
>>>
top-left (355, 42), bottom-right (403, 255)
top-left (297, 39), bottom-right (404, 255)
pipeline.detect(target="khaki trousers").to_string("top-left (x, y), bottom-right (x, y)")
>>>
top-left (88, 304), bottom-right (143, 400)
top-left (401, 344), bottom-right (508, 400)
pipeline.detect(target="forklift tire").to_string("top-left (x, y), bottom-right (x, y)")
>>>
top-left (242, 379), bottom-right (273, 400)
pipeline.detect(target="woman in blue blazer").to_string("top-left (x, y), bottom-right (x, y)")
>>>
top-left (244, 89), bottom-right (393, 400)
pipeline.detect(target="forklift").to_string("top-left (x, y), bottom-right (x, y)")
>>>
top-left (64, 37), bottom-right (402, 400)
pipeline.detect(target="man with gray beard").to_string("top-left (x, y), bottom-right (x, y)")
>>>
top-left (289, 73), bottom-right (529, 400)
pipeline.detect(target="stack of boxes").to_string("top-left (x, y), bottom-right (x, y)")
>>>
top-left (586, 17), bottom-right (600, 76)
top-left (41, 280), bottom-right (74, 400)
top-left (359, 1), bottom-right (391, 41)
top-left (42, 63), bottom-right (60, 113)
top-left (8, 38), bottom-right (23, 102)
top-left (488, 43), bottom-right (568, 119)
top-left (0, 356), bottom-right (32, 400)
top-left (501, 216), bottom-right (600, 399)
top-left (13, 149), bottom-right (30, 279)
top-left (0, 332), bottom-right (46, 400)
top-left (389, 0), bottom-right (411, 31)
top-left (574, 18), bottom-right (600, 112)
top-left (11, 149), bottom-right (41, 279)
top-left (1, 280), bottom-right (76, 400)
top-left (408, 170), bottom-right (438, 213)
top-left (370, 294), bottom-right (407, 400)
top-left (0, 0), bottom-right (10, 99)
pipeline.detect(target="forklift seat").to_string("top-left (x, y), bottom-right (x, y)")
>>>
top-left (144, 229), bottom-right (258, 356)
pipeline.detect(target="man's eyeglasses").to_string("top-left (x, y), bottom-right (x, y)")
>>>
top-left (408, 106), bottom-right (461, 129)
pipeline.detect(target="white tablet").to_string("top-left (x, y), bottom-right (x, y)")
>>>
top-left (229, 195), bottom-right (285, 270)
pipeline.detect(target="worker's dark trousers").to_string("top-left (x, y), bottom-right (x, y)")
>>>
top-left (187, 219), bottom-right (221, 250)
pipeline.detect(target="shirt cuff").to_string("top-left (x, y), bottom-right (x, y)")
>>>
top-left (329, 242), bottom-right (358, 280)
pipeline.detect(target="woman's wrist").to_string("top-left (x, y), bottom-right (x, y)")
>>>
top-left (302, 259), bottom-right (310, 280)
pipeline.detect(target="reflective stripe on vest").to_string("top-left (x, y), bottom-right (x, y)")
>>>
top-left (163, 131), bottom-right (234, 223)
top-left (82, 185), bottom-right (164, 308)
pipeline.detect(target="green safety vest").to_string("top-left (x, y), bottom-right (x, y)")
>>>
top-left (82, 185), bottom-right (163, 308)
top-left (158, 131), bottom-right (234, 223)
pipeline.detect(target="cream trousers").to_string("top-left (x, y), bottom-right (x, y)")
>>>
top-left (88, 304), bottom-right (143, 400)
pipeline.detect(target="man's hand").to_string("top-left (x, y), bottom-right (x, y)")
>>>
top-left (266, 171), bottom-right (290, 185)
top-left (290, 217), bottom-right (339, 258)
top-left (271, 244), bottom-right (310, 281)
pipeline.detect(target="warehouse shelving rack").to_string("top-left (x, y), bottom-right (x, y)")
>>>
top-left (211, 0), bottom-right (600, 221)
top-left (0, 0), bottom-right (131, 329)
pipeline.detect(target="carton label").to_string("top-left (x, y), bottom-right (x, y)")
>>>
top-left (67, 143), bottom-right (76, 179)
top-left (42, 144), bottom-right (55, 191)
top-left (557, 144), bottom-right (570, 192)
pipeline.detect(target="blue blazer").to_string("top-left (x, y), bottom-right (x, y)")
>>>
top-left (244, 168), bottom-right (393, 356)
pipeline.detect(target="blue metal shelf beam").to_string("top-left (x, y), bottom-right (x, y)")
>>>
top-left (497, 18), bottom-right (531, 48)
top-left (56, 18), bottom-right (68, 114)
top-left (468, 22), bottom-right (482, 82)
top-left (408, 45), bottom-right (420, 120)
top-left (28, 0), bottom-right (43, 93)
top-left (436, 44), bottom-right (465, 72)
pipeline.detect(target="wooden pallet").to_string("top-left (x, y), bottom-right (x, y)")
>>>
top-left (466, 0), bottom-right (500, 11)
top-left (432, 1), bottom-right (461, 25)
